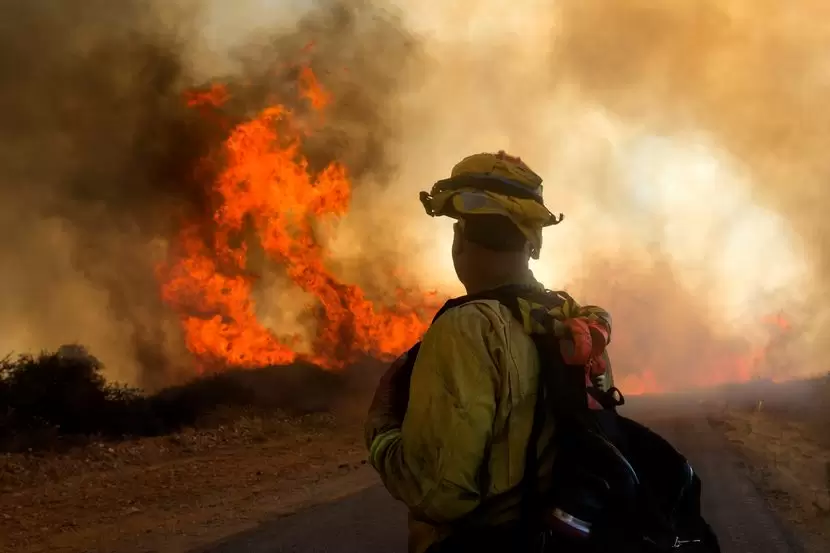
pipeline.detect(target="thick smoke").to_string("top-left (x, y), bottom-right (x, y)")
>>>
top-left (2, 0), bottom-right (824, 394)
top-left (549, 0), bottom-right (830, 383)
top-left (0, 0), bottom-right (207, 388)
top-left (363, 0), bottom-right (822, 390)
top-left (0, 0), bottom-right (420, 389)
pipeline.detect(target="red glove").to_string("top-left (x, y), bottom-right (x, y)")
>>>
top-left (558, 317), bottom-right (609, 365)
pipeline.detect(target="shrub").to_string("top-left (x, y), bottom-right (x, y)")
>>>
top-left (1, 347), bottom-right (111, 433)
top-left (0, 345), bottom-right (350, 453)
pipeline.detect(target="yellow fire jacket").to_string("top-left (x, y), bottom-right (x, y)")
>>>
top-left (366, 276), bottom-right (612, 553)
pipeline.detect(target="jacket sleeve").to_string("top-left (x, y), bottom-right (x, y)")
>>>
top-left (368, 302), bottom-right (503, 523)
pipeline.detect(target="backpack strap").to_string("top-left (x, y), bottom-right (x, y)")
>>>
top-left (520, 334), bottom-right (551, 540)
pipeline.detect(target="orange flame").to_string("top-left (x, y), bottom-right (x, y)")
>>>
top-left (161, 68), bottom-right (435, 371)
top-left (298, 66), bottom-right (331, 110)
top-left (616, 370), bottom-right (662, 396)
top-left (184, 83), bottom-right (229, 109)
top-left (615, 312), bottom-right (794, 396)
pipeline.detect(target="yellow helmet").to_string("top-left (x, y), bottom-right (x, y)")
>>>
top-left (420, 151), bottom-right (563, 259)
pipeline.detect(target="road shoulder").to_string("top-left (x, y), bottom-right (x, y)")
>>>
top-left (712, 409), bottom-right (830, 553)
top-left (1, 413), bottom-right (375, 553)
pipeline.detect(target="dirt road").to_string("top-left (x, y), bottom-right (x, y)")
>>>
top-left (198, 403), bottom-right (806, 553)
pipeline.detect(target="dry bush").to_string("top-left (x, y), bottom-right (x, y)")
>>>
top-left (0, 345), bottom-right (365, 453)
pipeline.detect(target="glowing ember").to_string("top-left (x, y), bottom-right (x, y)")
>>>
top-left (160, 68), bottom-right (435, 371)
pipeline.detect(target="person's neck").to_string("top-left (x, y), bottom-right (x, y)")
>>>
top-left (463, 267), bottom-right (534, 295)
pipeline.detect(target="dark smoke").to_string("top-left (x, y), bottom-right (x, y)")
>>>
top-left (228, 0), bottom-right (422, 182)
top-left (0, 0), bottom-right (421, 389)
top-left (0, 0), bottom-right (206, 389)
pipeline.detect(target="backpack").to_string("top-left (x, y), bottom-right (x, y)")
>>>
top-left (426, 285), bottom-right (722, 553)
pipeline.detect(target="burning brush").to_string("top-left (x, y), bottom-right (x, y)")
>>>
top-left (159, 67), bottom-right (439, 374)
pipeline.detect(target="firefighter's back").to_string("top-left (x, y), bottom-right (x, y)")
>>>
top-left (405, 296), bottom-right (551, 552)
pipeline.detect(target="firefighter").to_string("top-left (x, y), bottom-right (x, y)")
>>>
top-left (364, 151), bottom-right (614, 553)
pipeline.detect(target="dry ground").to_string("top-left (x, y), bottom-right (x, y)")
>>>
top-left (711, 380), bottom-right (830, 552)
top-left (3, 377), bottom-right (828, 553)
top-left (0, 410), bottom-right (373, 553)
